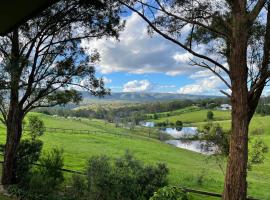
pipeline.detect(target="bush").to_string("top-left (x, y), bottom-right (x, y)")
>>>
top-left (28, 116), bottom-right (45, 140)
top-left (31, 148), bottom-right (64, 192)
top-left (207, 111), bottom-right (214, 120)
top-left (199, 123), bottom-right (229, 156)
top-left (70, 151), bottom-right (168, 200)
top-left (248, 139), bottom-right (269, 170)
top-left (150, 186), bottom-right (190, 200)
top-left (16, 139), bottom-right (43, 184)
top-left (11, 148), bottom-right (65, 200)
top-left (175, 120), bottom-right (183, 127)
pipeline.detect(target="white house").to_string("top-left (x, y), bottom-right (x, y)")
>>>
top-left (219, 104), bottom-right (232, 110)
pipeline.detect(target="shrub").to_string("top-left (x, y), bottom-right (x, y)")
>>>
top-left (16, 139), bottom-right (43, 184)
top-left (199, 123), bottom-right (230, 156)
top-left (67, 174), bottom-right (87, 200)
top-left (207, 111), bottom-right (214, 120)
top-left (150, 186), bottom-right (190, 200)
top-left (9, 148), bottom-right (65, 200)
top-left (28, 116), bottom-right (45, 140)
top-left (82, 151), bottom-right (168, 200)
top-left (248, 139), bottom-right (269, 170)
top-left (175, 120), bottom-right (183, 127)
top-left (31, 148), bottom-right (63, 197)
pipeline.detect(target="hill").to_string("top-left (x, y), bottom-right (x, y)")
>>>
top-left (0, 111), bottom-right (269, 199)
top-left (81, 92), bottom-right (221, 103)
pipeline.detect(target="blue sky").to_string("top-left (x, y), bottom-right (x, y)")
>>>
top-left (81, 11), bottom-right (270, 96)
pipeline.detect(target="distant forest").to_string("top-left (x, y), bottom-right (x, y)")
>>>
top-left (36, 98), bottom-right (230, 122)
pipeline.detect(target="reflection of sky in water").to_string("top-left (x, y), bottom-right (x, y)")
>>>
top-left (141, 122), bottom-right (155, 127)
top-left (166, 140), bottom-right (215, 155)
top-left (163, 127), bottom-right (197, 138)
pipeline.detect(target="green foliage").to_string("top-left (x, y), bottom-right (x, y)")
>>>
top-left (17, 148), bottom-right (64, 199)
top-left (175, 120), bottom-right (183, 127)
top-left (67, 174), bottom-right (87, 200)
top-left (199, 123), bottom-right (229, 156)
top-left (150, 186), bottom-right (190, 200)
top-left (16, 139), bottom-right (43, 184)
top-left (28, 116), bottom-right (45, 140)
top-left (248, 139), bottom-right (269, 170)
top-left (67, 151), bottom-right (168, 200)
top-left (207, 111), bottom-right (214, 121)
top-left (9, 146), bottom-right (65, 200)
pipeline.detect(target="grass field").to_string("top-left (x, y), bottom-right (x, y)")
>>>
top-left (153, 108), bottom-right (232, 124)
top-left (0, 110), bottom-right (269, 199)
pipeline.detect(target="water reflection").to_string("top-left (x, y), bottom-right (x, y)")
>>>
top-left (161, 127), bottom-right (197, 139)
top-left (165, 140), bottom-right (215, 155)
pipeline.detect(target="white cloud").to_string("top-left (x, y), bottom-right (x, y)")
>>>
top-left (81, 12), bottom-right (200, 76)
top-left (102, 76), bottom-right (112, 84)
top-left (173, 52), bottom-right (193, 63)
top-left (123, 80), bottom-right (152, 92)
top-left (190, 70), bottom-right (213, 78)
top-left (178, 76), bottom-right (224, 95)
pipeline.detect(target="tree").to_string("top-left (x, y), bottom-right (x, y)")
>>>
top-left (207, 111), bottom-right (214, 121)
top-left (0, 0), bottom-right (123, 185)
top-left (119, 0), bottom-right (270, 199)
top-left (28, 116), bottom-right (46, 140)
top-left (175, 120), bottom-right (183, 127)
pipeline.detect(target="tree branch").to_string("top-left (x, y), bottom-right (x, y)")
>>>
top-left (120, 0), bottom-right (230, 76)
top-left (249, 0), bottom-right (267, 23)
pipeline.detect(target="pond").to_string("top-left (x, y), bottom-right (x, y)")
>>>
top-left (161, 126), bottom-right (216, 155)
top-left (140, 121), bottom-right (155, 127)
top-left (165, 140), bottom-right (216, 155)
top-left (160, 127), bottom-right (198, 139)
top-left (139, 123), bottom-right (216, 154)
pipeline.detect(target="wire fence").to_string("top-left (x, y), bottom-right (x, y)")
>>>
top-left (0, 153), bottom-right (260, 200)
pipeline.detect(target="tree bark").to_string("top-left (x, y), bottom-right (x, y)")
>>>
top-left (1, 29), bottom-right (23, 185)
top-left (223, 3), bottom-right (250, 199)
top-left (2, 109), bottom-right (23, 185)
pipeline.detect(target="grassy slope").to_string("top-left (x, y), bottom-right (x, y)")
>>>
top-left (153, 109), bottom-right (231, 124)
top-left (0, 111), bottom-right (269, 199)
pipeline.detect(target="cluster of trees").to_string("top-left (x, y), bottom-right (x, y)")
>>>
top-left (256, 96), bottom-right (270, 115)
top-left (36, 98), bottom-right (228, 123)
top-left (155, 120), bottom-right (183, 128)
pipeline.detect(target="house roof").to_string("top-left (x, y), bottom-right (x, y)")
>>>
top-left (0, 0), bottom-right (60, 36)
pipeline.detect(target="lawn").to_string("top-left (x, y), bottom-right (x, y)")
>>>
top-left (0, 111), bottom-right (269, 199)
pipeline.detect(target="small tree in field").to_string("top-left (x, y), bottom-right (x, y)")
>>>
top-left (28, 116), bottom-right (45, 140)
top-left (119, 1), bottom-right (270, 199)
top-left (0, 0), bottom-right (123, 184)
top-left (207, 111), bottom-right (214, 121)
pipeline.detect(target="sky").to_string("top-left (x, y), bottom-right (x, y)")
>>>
top-left (81, 11), bottom-right (269, 96)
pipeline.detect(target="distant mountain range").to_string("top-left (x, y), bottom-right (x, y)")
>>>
top-left (81, 92), bottom-right (221, 103)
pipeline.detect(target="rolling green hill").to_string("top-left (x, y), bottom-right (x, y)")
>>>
top-left (0, 110), bottom-right (269, 199)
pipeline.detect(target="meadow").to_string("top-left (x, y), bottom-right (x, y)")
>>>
top-left (0, 109), bottom-right (269, 199)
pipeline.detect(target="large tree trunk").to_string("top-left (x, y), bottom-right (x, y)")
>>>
top-left (223, 3), bottom-right (250, 199)
top-left (1, 29), bottom-right (23, 185)
top-left (2, 109), bottom-right (23, 185)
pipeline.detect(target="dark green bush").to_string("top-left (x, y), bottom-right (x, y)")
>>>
top-left (10, 148), bottom-right (65, 200)
top-left (28, 116), bottom-right (46, 140)
top-left (29, 148), bottom-right (64, 193)
top-left (207, 111), bottom-right (214, 121)
top-left (69, 151), bottom-right (168, 200)
top-left (16, 139), bottom-right (43, 184)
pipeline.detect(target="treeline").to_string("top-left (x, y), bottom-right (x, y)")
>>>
top-left (36, 98), bottom-right (229, 123)
top-left (256, 96), bottom-right (270, 115)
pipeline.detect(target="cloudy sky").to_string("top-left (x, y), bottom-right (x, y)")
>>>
top-left (81, 12), bottom-right (232, 96)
